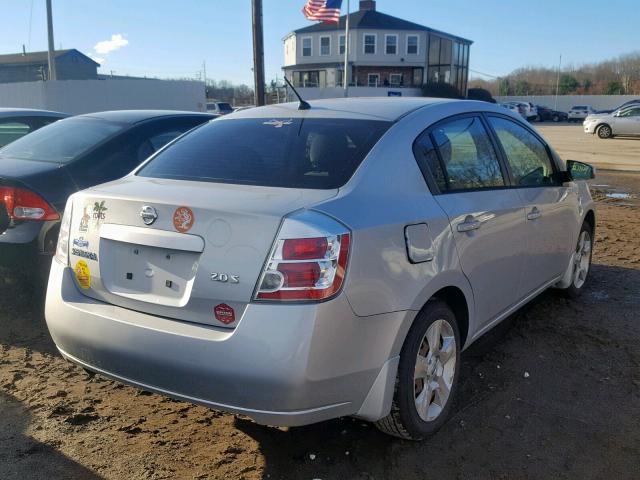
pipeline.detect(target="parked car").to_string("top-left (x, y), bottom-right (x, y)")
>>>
top-left (504, 101), bottom-right (537, 121)
top-left (583, 104), bottom-right (640, 138)
top-left (0, 108), bottom-right (68, 147)
top-left (45, 98), bottom-right (596, 441)
top-left (0, 110), bottom-right (215, 270)
top-left (500, 103), bottom-right (521, 115)
top-left (206, 101), bottom-right (234, 115)
top-left (568, 105), bottom-right (595, 122)
top-left (536, 106), bottom-right (568, 122)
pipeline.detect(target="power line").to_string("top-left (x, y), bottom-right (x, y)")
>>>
top-left (469, 68), bottom-right (501, 79)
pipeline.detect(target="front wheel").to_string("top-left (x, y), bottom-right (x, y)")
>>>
top-left (552, 114), bottom-right (560, 122)
top-left (597, 124), bottom-right (613, 139)
top-left (375, 300), bottom-right (460, 440)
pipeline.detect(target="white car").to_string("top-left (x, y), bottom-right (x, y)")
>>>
top-left (568, 105), bottom-right (595, 123)
top-left (504, 102), bottom-right (537, 122)
top-left (583, 104), bottom-right (640, 139)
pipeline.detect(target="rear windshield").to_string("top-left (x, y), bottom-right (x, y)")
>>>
top-left (573, 106), bottom-right (587, 110)
top-left (137, 118), bottom-right (391, 189)
top-left (218, 103), bottom-right (233, 112)
top-left (0, 117), bottom-right (124, 163)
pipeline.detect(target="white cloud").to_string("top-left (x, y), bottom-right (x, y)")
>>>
top-left (94, 34), bottom-right (129, 55)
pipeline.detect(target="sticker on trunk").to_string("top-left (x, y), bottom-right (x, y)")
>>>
top-left (92, 201), bottom-right (108, 226)
top-left (173, 206), bottom-right (194, 233)
top-left (214, 303), bottom-right (235, 324)
top-left (74, 260), bottom-right (91, 289)
top-left (72, 248), bottom-right (98, 261)
top-left (79, 206), bottom-right (90, 233)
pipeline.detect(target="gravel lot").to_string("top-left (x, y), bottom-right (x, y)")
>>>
top-left (537, 123), bottom-right (640, 172)
top-left (1, 171), bottom-right (639, 480)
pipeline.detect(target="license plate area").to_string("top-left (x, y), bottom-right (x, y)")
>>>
top-left (100, 238), bottom-right (199, 307)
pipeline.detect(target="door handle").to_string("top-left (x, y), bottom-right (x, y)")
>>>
top-left (527, 207), bottom-right (542, 221)
top-left (457, 217), bottom-right (481, 232)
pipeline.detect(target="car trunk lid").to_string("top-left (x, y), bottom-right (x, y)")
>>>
top-left (68, 176), bottom-right (338, 327)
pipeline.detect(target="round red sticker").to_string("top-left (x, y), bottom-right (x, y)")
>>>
top-left (214, 303), bottom-right (235, 324)
top-left (173, 206), bottom-right (194, 233)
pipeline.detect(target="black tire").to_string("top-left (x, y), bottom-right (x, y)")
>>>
top-left (597, 124), bottom-right (613, 139)
top-left (375, 300), bottom-right (461, 440)
top-left (552, 114), bottom-right (560, 122)
top-left (561, 221), bottom-right (594, 299)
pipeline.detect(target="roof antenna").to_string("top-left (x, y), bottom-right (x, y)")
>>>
top-left (284, 76), bottom-right (311, 110)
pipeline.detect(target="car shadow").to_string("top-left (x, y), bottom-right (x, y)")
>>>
top-left (0, 391), bottom-right (102, 479)
top-left (234, 262), bottom-right (640, 479)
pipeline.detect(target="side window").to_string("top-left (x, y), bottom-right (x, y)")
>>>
top-left (0, 120), bottom-right (31, 147)
top-left (146, 130), bottom-right (184, 153)
top-left (619, 107), bottom-right (640, 117)
top-left (427, 116), bottom-right (505, 191)
top-left (488, 116), bottom-right (557, 187)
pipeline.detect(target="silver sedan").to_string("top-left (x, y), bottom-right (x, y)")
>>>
top-left (45, 98), bottom-right (596, 440)
top-left (584, 104), bottom-right (640, 138)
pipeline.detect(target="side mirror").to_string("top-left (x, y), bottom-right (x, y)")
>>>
top-left (566, 160), bottom-right (596, 180)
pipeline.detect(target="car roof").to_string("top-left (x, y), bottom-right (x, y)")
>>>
top-left (76, 110), bottom-right (215, 124)
top-left (224, 97), bottom-right (457, 122)
top-left (0, 108), bottom-right (68, 119)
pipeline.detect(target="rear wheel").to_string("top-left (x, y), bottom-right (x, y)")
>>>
top-left (562, 222), bottom-right (593, 298)
top-left (375, 300), bottom-right (460, 440)
top-left (597, 124), bottom-right (613, 139)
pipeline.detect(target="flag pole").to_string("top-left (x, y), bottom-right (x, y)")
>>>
top-left (343, 0), bottom-right (349, 96)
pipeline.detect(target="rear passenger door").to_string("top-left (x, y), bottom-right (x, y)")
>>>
top-left (486, 115), bottom-right (577, 295)
top-left (414, 115), bottom-right (527, 329)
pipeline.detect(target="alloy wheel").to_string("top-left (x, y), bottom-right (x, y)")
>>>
top-left (573, 230), bottom-right (592, 289)
top-left (598, 126), bottom-right (612, 139)
top-left (413, 319), bottom-right (457, 422)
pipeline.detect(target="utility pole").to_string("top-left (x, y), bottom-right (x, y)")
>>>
top-left (203, 60), bottom-right (207, 86)
top-left (343, 0), bottom-right (350, 96)
top-left (554, 54), bottom-right (562, 110)
top-left (46, 0), bottom-right (57, 81)
top-left (252, 0), bottom-right (266, 106)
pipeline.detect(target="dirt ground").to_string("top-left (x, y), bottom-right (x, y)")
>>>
top-left (537, 123), bottom-right (640, 172)
top-left (1, 172), bottom-right (639, 480)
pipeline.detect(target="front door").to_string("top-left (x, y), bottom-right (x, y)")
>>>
top-left (486, 115), bottom-right (578, 296)
top-left (613, 106), bottom-right (640, 135)
top-left (416, 115), bottom-right (527, 328)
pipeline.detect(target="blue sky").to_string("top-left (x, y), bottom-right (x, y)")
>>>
top-left (1, 0), bottom-right (638, 85)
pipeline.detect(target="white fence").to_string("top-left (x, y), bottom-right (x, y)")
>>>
top-left (0, 79), bottom-right (206, 114)
top-left (496, 95), bottom-right (639, 112)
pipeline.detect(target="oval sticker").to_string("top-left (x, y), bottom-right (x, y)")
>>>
top-left (74, 260), bottom-right (91, 289)
top-left (173, 206), bottom-right (195, 233)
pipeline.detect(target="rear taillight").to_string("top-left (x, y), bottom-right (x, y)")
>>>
top-left (255, 212), bottom-right (351, 302)
top-left (54, 198), bottom-right (73, 266)
top-left (0, 186), bottom-right (59, 221)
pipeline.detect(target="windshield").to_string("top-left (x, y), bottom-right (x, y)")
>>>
top-left (0, 117), bottom-right (124, 163)
top-left (218, 103), bottom-right (233, 112)
top-left (137, 117), bottom-right (391, 189)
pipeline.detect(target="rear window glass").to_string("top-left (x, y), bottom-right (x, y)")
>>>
top-left (137, 118), bottom-right (391, 189)
top-left (0, 117), bottom-right (124, 163)
top-left (218, 103), bottom-right (233, 112)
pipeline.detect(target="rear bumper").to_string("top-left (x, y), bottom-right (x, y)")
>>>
top-left (45, 259), bottom-right (412, 426)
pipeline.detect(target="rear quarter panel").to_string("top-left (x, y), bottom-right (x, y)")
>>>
top-left (314, 102), bottom-right (498, 338)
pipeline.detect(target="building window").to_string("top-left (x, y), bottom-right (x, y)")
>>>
top-left (339, 35), bottom-right (346, 55)
top-left (407, 35), bottom-right (419, 55)
top-left (385, 34), bottom-right (397, 55)
top-left (320, 36), bottom-right (331, 56)
top-left (367, 73), bottom-right (379, 87)
top-left (302, 37), bottom-right (312, 57)
top-left (389, 73), bottom-right (402, 86)
top-left (364, 34), bottom-right (376, 54)
top-left (293, 70), bottom-right (326, 88)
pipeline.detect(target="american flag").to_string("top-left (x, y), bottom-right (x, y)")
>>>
top-left (302, 0), bottom-right (343, 24)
